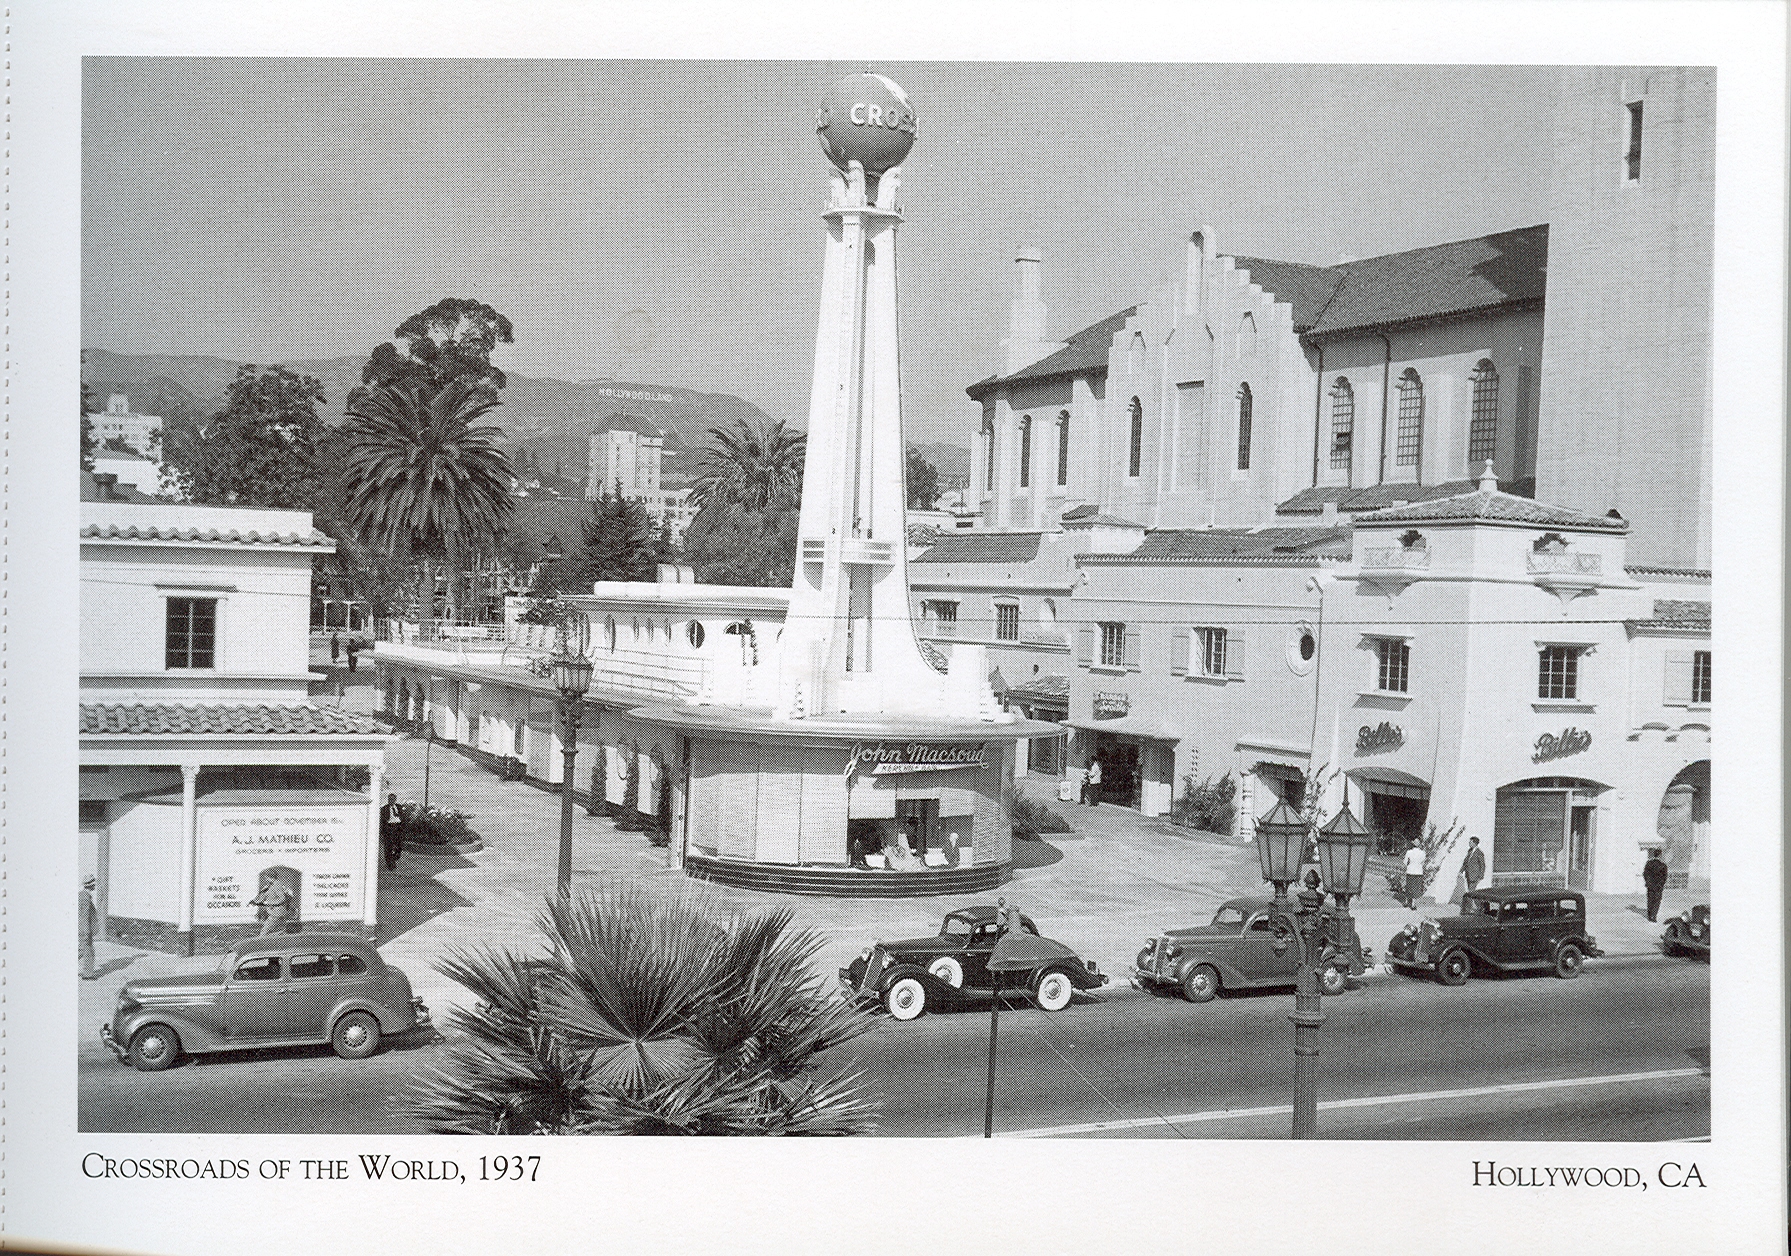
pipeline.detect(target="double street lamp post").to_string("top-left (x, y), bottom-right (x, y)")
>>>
top-left (551, 650), bottom-right (594, 899)
top-left (1251, 797), bottom-right (1375, 1139)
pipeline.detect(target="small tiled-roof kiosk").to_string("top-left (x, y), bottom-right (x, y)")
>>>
top-left (80, 474), bottom-right (390, 954)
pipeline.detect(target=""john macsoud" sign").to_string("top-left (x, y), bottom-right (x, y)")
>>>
top-left (1356, 722), bottom-right (1405, 753)
top-left (846, 741), bottom-right (987, 778)
top-left (1533, 727), bottom-right (1593, 763)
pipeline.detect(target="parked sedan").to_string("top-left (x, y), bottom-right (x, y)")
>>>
top-left (1131, 897), bottom-right (1371, 1002)
top-left (838, 906), bottom-right (1107, 1020)
top-left (101, 933), bottom-right (429, 1071)
top-left (1385, 886), bottom-right (1603, 984)
top-left (1661, 905), bottom-right (1710, 958)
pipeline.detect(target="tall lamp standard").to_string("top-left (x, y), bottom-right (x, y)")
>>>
top-left (551, 648), bottom-right (594, 898)
top-left (1251, 797), bottom-right (1374, 1138)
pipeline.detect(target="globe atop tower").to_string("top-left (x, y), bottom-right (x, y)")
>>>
top-left (815, 72), bottom-right (916, 174)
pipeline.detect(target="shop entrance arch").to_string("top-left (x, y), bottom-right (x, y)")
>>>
top-left (1655, 761), bottom-right (1710, 892)
top-left (1346, 767), bottom-right (1431, 854)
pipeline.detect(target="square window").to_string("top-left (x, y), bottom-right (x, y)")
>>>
top-left (1376, 639), bottom-right (1410, 693)
top-left (1691, 650), bottom-right (1711, 705)
top-left (995, 603), bottom-right (1020, 642)
top-left (165, 597), bottom-right (217, 669)
top-left (1099, 622), bottom-right (1126, 668)
top-left (1196, 627), bottom-right (1228, 676)
top-left (1538, 646), bottom-right (1580, 700)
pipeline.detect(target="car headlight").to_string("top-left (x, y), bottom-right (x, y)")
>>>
top-left (858, 947), bottom-right (872, 961)
top-left (1679, 910), bottom-right (1691, 923)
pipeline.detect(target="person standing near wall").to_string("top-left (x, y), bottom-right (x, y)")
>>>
top-left (1082, 758), bottom-right (1102, 807)
top-left (1461, 836), bottom-right (1486, 893)
top-left (1642, 848), bottom-right (1670, 922)
top-left (380, 793), bottom-right (406, 871)
top-left (251, 877), bottom-right (295, 936)
top-left (79, 875), bottom-right (99, 980)
top-left (1402, 840), bottom-right (1427, 909)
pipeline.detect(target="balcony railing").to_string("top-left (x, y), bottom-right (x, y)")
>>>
top-left (1526, 551), bottom-right (1602, 576)
top-left (1360, 546), bottom-right (1432, 571)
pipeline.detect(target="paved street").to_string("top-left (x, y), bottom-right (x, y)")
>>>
top-left (77, 650), bottom-right (1709, 1139)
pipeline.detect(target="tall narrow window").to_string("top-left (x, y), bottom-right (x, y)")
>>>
top-left (165, 597), bottom-right (217, 669)
top-left (1625, 100), bottom-right (1644, 181)
top-left (1099, 621), bottom-right (1126, 668)
top-left (1017, 416), bottom-right (1032, 488)
top-left (1056, 411), bottom-right (1070, 486)
top-left (982, 417), bottom-right (994, 492)
top-left (1329, 378), bottom-right (1354, 470)
top-left (1468, 360), bottom-right (1499, 468)
top-left (995, 603), bottom-right (1020, 642)
top-left (1538, 646), bottom-right (1582, 701)
top-left (1691, 650), bottom-right (1711, 704)
top-left (1395, 369), bottom-right (1424, 467)
top-left (1235, 383), bottom-right (1253, 470)
top-left (1376, 638), bottom-right (1410, 694)
top-left (1127, 398), bottom-right (1143, 478)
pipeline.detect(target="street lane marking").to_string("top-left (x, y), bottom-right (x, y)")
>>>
top-left (1001, 1066), bottom-right (1710, 1138)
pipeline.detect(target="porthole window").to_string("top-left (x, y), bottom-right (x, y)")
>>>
top-left (687, 620), bottom-right (705, 649)
top-left (1300, 633), bottom-right (1316, 661)
top-left (1286, 624), bottom-right (1319, 677)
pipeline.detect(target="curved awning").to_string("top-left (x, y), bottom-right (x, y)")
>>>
top-left (1065, 716), bottom-right (1182, 742)
top-left (1347, 764), bottom-right (1432, 794)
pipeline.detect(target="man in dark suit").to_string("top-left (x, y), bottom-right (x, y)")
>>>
top-left (380, 793), bottom-right (406, 871)
top-left (1642, 848), bottom-right (1670, 922)
top-left (1461, 836), bottom-right (1487, 892)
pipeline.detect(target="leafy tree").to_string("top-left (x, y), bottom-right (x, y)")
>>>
top-left (688, 416), bottom-right (805, 510)
top-left (338, 379), bottom-right (515, 618)
top-left (905, 445), bottom-right (940, 509)
top-left (80, 374), bottom-right (97, 473)
top-left (583, 482), bottom-right (658, 583)
top-left (680, 499), bottom-right (798, 587)
top-left (160, 365), bottom-right (329, 508)
top-left (357, 297), bottom-right (516, 403)
top-left (406, 885), bottom-right (878, 1135)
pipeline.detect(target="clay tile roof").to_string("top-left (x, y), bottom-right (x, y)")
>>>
top-left (1226, 256), bottom-right (1345, 331)
top-left (912, 532), bottom-right (1043, 564)
top-left (81, 703), bottom-right (386, 736)
top-left (1306, 225), bottom-right (1549, 337)
top-left (1646, 600), bottom-right (1712, 625)
top-left (1003, 673), bottom-right (1070, 703)
top-left (1276, 478), bottom-right (1503, 516)
top-left (966, 307), bottom-right (1138, 398)
top-left (80, 522), bottom-right (335, 547)
top-left (1117, 526), bottom-right (1351, 562)
top-left (1355, 489), bottom-right (1627, 530)
top-left (1063, 513), bottom-right (1145, 528)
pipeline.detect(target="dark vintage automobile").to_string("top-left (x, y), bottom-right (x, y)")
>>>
top-left (1131, 897), bottom-right (1372, 1002)
top-left (838, 905), bottom-right (1107, 1020)
top-left (1661, 904), bottom-right (1710, 958)
top-left (101, 933), bottom-right (429, 1071)
top-left (1385, 886), bottom-right (1603, 984)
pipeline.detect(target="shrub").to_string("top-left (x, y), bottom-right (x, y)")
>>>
top-left (1007, 787), bottom-right (1071, 841)
top-left (1172, 772), bottom-right (1237, 835)
top-left (399, 802), bottom-right (475, 843)
top-left (1380, 817), bottom-right (1467, 898)
top-left (615, 751), bottom-right (643, 832)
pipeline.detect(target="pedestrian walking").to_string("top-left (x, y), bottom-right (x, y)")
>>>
top-left (380, 792), bottom-right (406, 871)
top-left (329, 631), bottom-right (341, 663)
top-left (1461, 836), bottom-right (1486, 893)
top-left (250, 876), bottom-right (295, 936)
top-left (1082, 758), bottom-right (1102, 807)
top-left (1642, 848), bottom-right (1670, 922)
top-left (79, 875), bottom-right (99, 980)
top-left (1402, 840), bottom-right (1427, 909)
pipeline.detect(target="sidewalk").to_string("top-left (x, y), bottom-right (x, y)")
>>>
top-left (78, 741), bottom-right (1692, 1046)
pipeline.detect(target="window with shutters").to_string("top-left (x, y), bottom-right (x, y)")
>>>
top-left (995, 603), bottom-right (1020, 642)
top-left (1018, 416), bottom-right (1032, 488)
top-left (1056, 411), bottom-right (1070, 486)
top-left (165, 597), bottom-right (217, 669)
top-left (1128, 398), bottom-right (1144, 478)
top-left (1235, 383), bottom-right (1253, 471)
top-left (1196, 627), bottom-right (1228, 676)
top-left (1329, 378), bottom-right (1354, 470)
top-left (1691, 650), bottom-right (1711, 704)
top-left (1395, 369), bottom-right (1424, 467)
top-left (1468, 360), bottom-right (1499, 468)
top-left (1099, 622), bottom-right (1126, 668)
top-left (1665, 649), bottom-right (1710, 706)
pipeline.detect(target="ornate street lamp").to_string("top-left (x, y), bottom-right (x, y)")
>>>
top-left (1252, 796), bottom-right (1374, 1139)
top-left (552, 648), bottom-right (594, 898)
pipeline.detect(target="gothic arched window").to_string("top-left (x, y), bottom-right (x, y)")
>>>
top-left (1395, 369), bottom-right (1425, 467)
top-left (1056, 411), bottom-right (1070, 486)
top-left (1236, 383), bottom-right (1254, 471)
top-left (1018, 415), bottom-right (1032, 488)
top-left (1329, 378), bottom-right (1354, 470)
top-left (1128, 398), bottom-right (1144, 478)
top-left (1468, 359), bottom-right (1499, 468)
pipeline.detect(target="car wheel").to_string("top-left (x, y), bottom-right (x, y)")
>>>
top-left (1182, 965), bottom-right (1219, 1003)
top-left (1319, 961), bottom-right (1348, 997)
top-left (884, 976), bottom-right (927, 1021)
top-left (1554, 942), bottom-right (1585, 979)
top-left (127, 1024), bottom-right (180, 1072)
top-left (1661, 923), bottom-right (1683, 957)
top-left (1034, 969), bottom-right (1074, 1012)
top-left (331, 1010), bottom-right (382, 1059)
top-left (927, 956), bottom-right (964, 988)
top-left (1437, 948), bottom-right (1471, 986)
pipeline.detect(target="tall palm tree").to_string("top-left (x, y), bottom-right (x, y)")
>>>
top-left (338, 379), bottom-right (515, 618)
top-left (688, 415), bottom-right (806, 511)
top-left (406, 884), bottom-right (878, 1135)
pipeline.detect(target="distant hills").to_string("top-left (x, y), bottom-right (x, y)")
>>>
top-left (82, 348), bottom-right (971, 490)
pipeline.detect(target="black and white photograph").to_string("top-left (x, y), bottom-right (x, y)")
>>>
top-left (7, 3), bottom-right (1785, 1254)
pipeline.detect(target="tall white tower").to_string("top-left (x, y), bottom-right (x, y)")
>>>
top-left (775, 73), bottom-right (1001, 723)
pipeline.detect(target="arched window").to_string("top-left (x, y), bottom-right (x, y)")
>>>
top-left (1056, 411), bottom-right (1070, 486)
top-left (1395, 369), bottom-right (1424, 467)
top-left (1329, 378), bottom-right (1354, 470)
top-left (1239, 311), bottom-right (1257, 357)
top-left (1235, 383), bottom-right (1253, 471)
top-left (604, 616), bottom-right (617, 652)
top-left (1468, 359), bottom-right (1499, 468)
top-left (1128, 398), bottom-right (1144, 478)
top-left (1018, 415), bottom-right (1032, 488)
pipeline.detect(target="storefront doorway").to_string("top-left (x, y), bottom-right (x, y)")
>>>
top-left (1349, 770), bottom-right (1431, 853)
top-left (1493, 777), bottom-right (1605, 888)
top-left (1090, 737), bottom-right (1141, 809)
top-left (1656, 761), bottom-right (1709, 890)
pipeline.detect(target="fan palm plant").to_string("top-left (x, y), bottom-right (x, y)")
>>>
top-left (338, 379), bottom-right (515, 618)
top-left (688, 416), bottom-right (806, 511)
top-left (406, 884), bottom-right (878, 1135)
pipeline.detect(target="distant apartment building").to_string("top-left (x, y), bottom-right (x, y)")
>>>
top-left (586, 416), bottom-right (697, 542)
top-left (94, 394), bottom-right (163, 457)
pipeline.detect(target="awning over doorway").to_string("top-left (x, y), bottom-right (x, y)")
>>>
top-left (1348, 764), bottom-right (1431, 797)
top-left (1066, 716), bottom-right (1182, 741)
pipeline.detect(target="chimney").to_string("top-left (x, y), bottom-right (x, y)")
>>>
top-left (1001, 247), bottom-right (1051, 375)
top-left (1321, 501), bottom-right (1338, 526)
top-left (92, 472), bottom-right (119, 500)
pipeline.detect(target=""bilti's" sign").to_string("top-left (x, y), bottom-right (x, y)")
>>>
top-left (1532, 726), bottom-right (1593, 763)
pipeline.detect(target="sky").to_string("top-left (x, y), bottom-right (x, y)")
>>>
top-left (83, 59), bottom-right (1560, 445)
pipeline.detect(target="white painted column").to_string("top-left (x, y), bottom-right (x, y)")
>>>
top-left (363, 762), bottom-right (384, 930)
top-left (177, 763), bottom-right (200, 953)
